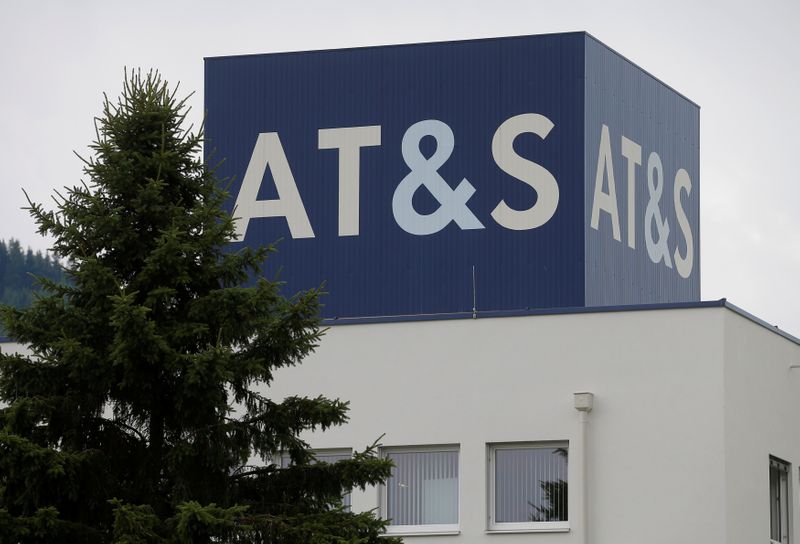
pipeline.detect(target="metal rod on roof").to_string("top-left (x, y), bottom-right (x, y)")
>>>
top-left (472, 265), bottom-right (477, 319)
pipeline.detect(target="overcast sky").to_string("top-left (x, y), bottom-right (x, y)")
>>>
top-left (2, 0), bottom-right (798, 334)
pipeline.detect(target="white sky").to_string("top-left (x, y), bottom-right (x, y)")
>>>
top-left (2, 0), bottom-right (798, 334)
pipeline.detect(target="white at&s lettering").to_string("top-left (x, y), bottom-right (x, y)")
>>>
top-left (233, 115), bottom-right (560, 239)
top-left (589, 124), bottom-right (694, 279)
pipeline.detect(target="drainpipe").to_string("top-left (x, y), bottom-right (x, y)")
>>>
top-left (574, 392), bottom-right (594, 544)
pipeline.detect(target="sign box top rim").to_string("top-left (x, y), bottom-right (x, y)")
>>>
top-left (203, 31), bottom-right (699, 109)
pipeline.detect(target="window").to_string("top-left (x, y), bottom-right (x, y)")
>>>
top-left (281, 448), bottom-right (353, 509)
top-left (382, 445), bottom-right (460, 534)
top-left (488, 442), bottom-right (568, 532)
top-left (770, 456), bottom-right (791, 544)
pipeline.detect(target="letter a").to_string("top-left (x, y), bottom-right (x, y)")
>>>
top-left (590, 124), bottom-right (621, 242)
top-left (233, 133), bottom-right (314, 241)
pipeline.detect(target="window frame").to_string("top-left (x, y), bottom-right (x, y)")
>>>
top-left (487, 441), bottom-right (570, 534)
top-left (770, 456), bottom-right (791, 544)
top-left (279, 447), bottom-right (354, 468)
top-left (380, 444), bottom-right (461, 536)
top-left (280, 447), bottom-right (353, 509)
top-left (309, 448), bottom-right (354, 464)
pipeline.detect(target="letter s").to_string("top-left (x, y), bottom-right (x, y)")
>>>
top-left (490, 114), bottom-right (559, 230)
top-left (673, 168), bottom-right (694, 279)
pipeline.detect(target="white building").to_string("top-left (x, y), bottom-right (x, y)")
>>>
top-left (3, 32), bottom-right (791, 544)
top-left (266, 300), bottom-right (800, 544)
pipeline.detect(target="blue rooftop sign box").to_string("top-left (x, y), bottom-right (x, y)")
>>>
top-left (205, 32), bottom-right (699, 319)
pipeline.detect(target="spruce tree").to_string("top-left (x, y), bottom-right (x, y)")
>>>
top-left (0, 70), bottom-right (398, 544)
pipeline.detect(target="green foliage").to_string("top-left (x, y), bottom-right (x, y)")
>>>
top-left (171, 502), bottom-right (249, 543)
top-left (0, 70), bottom-right (398, 544)
top-left (110, 500), bottom-right (162, 544)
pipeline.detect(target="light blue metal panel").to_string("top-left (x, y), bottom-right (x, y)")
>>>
top-left (583, 34), bottom-right (700, 306)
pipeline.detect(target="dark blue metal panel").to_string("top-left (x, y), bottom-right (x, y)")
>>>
top-left (205, 32), bottom-right (700, 319)
top-left (205, 34), bottom-right (586, 319)
top-left (583, 34), bottom-right (700, 305)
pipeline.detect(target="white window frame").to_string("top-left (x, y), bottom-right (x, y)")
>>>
top-left (487, 441), bottom-right (570, 533)
top-left (380, 444), bottom-right (461, 536)
top-left (770, 456), bottom-right (791, 544)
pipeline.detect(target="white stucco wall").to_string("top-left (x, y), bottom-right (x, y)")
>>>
top-left (0, 341), bottom-right (29, 355)
top-left (267, 306), bottom-right (728, 544)
top-left (4, 304), bottom-right (795, 543)
top-left (722, 309), bottom-right (800, 544)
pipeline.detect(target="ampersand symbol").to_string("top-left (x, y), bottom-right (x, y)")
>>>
top-left (392, 119), bottom-right (485, 235)
top-left (645, 152), bottom-right (673, 268)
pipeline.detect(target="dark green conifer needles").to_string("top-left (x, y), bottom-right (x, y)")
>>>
top-left (0, 70), bottom-right (397, 544)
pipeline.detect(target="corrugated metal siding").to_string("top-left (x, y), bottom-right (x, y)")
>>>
top-left (583, 34), bottom-right (701, 306)
top-left (205, 32), bottom-right (700, 319)
top-left (205, 34), bottom-right (586, 319)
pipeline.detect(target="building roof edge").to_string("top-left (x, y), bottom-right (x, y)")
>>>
top-left (3, 299), bottom-right (795, 347)
top-left (722, 300), bottom-right (800, 346)
top-left (323, 299), bottom-right (727, 326)
top-left (324, 299), bottom-right (800, 346)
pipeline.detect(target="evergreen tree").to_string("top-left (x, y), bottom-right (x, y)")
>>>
top-left (0, 70), bottom-right (397, 544)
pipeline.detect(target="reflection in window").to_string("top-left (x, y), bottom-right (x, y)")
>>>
top-left (489, 443), bottom-right (568, 531)
top-left (384, 447), bottom-right (459, 532)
